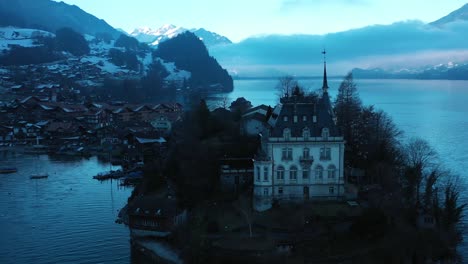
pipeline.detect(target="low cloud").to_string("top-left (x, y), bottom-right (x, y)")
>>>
top-left (211, 20), bottom-right (468, 76)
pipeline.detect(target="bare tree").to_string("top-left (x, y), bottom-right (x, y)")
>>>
top-left (404, 137), bottom-right (438, 172)
top-left (276, 75), bottom-right (298, 99)
top-left (402, 138), bottom-right (438, 207)
top-left (216, 96), bottom-right (230, 109)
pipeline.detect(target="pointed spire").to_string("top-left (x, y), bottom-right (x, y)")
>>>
top-left (322, 49), bottom-right (329, 93)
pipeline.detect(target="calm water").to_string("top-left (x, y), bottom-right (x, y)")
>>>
top-left (215, 78), bottom-right (468, 255)
top-left (1, 79), bottom-right (468, 263)
top-left (0, 153), bottom-right (132, 264)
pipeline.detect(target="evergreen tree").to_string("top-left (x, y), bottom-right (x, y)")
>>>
top-left (114, 34), bottom-right (139, 51)
top-left (55, 27), bottom-right (90, 56)
top-left (334, 72), bottom-right (362, 166)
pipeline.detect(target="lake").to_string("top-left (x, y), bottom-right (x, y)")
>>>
top-left (1, 78), bottom-right (467, 263)
top-left (0, 153), bottom-right (132, 264)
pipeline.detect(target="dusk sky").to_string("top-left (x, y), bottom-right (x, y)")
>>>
top-left (55, 0), bottom-right (467, 42)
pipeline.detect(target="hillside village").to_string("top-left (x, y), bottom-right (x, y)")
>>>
top-left (0, 24), bottom-right (231, 169)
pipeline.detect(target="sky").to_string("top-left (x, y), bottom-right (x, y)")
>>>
top-left (55, 0), bottom-right (467, 42)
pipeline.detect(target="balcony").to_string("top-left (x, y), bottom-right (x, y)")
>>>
top-left (299, 156), bottom-right (314, 167)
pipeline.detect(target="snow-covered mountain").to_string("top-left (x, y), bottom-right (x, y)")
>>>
top-left (0, 26), bottom-right (189, 84)
top-left (130, 24), bottom-right (186, 45)
top-left (129, 24), bottom-right (232, 47)
top-left (352, 61), bottom-right (468, 80)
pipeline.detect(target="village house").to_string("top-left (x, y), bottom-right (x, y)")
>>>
top-left (128, 196), bottom-right (187, 238)
top-left (252, 61), bottom-right (345, 211)
top-left (150, 112), bottom-right (182, 135)
top-left (219, 158), bottom-right (254, 194)
top-left (0, 125), bottom-right (14, 143)
top-left (241, 104), bottom-right (271, 136)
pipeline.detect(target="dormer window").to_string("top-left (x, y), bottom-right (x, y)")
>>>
top-left (303, 115), bottom-right (307, 121)
top-left (283, 116), bottom-right (288, 122)
top-left (321, 127), bottom-right (329, 140)
top-left (283, 128), bottom-right (291, 140)
top-left (293, 115), bottom-right (298, 123)
top-left (303, 127), bottom-right (310, 140)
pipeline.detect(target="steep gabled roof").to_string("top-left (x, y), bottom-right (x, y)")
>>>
top-left (268, 94), bottom-right (340, 138)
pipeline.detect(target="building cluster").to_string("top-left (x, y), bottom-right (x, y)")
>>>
top-left (0, 56), bottom-right (141, 96)
top-left (0, 94), bottom-right (182, 163)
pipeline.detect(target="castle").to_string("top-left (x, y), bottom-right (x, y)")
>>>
top-left (252, 56), bottom-right (345, 211)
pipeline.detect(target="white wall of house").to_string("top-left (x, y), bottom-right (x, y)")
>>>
top-left (253, 138), bottom-right (345, 211)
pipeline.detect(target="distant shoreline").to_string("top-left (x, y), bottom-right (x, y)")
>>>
top-left (233, 76), bottom-right (468, 81)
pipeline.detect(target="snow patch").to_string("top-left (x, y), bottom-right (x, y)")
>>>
top-left (81, 56), bottom-right (129, 74)
top-left (142, 52), bottom-right (153, 72)
top-left (156, 58), bottom-right (191, 81)
top-left (0, 27), bottom-right (54, 52)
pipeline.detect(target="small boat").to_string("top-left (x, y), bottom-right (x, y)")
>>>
top-left (0, 167), bottom-right (18, 174)
top-left (30, 174), bottom-right (48, 180)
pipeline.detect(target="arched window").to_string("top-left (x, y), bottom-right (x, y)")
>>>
top-left (327, 165), bottom-right (336, 179)
top-left (315, 165), bottom-right (324, 179)
top-left (283, 128), bottom-right (291, 140)
top-left (277, 166), bottom-right (285, 180)
top-left (290, 166), bottom-right (298, 180)
top-left (303, 127), bottom-right (310, 140)
top-left (321, 127), bottom-right (329, 140)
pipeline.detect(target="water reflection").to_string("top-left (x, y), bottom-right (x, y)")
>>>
top-left (0, 151), bottom-right (132, 264)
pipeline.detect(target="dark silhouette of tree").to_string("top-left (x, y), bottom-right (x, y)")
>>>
top-left (55, 27), bottom-right (89, 56)
top-left (334, 72), bottom-right (363, 166)
top-left (0, 44), bottom-right (61, 65)
top-left (229, 97), bottom-right (252, 114)
top-left (441, 181), bottom-right (466, 231)
top-left (108, 48), bottom-right (139, 71)
top-left (402, 138), bottom-right (438, 208)
top-left (114, 34), bottom-right (139, 51)
top-left (141, 60), bottom-right (169, 102)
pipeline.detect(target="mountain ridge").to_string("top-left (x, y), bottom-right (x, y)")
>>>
top-left (0, 0), bottom-right (120, 38)
top-left (430, 3), bottom-right (468, 26)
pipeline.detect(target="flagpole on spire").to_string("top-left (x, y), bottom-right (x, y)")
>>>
top-left (322, 49), bottom-right (329, 93)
